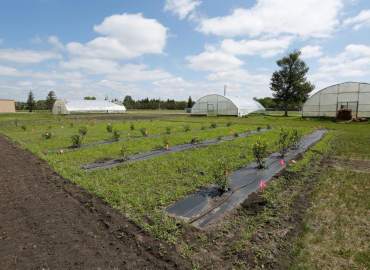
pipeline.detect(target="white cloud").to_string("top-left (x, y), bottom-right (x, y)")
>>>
top-left (206, 69), bottom-right (270, 85)
top-left (318, 44), bottom-right (370, 77)
top-left (36, 80), bottom-right (57, 87)
top-left (300, 45), bottom-right (323, 59)
top-left (343, 9), bottom-right (370, 30)
top-left (30, 35), bottom-right (43, 45)
top-left (48, 36), bottom-right (65, 51)
top-left (66, 13), bottom-right (168, 60)
top-left (197, 0), bottom-right (342, 38)
top-left (0, 65), bottom-right (31, 77)
top-left (0, 39), bottom-right (3, 45)
top-left (105, 64), bottom-right (173, 82)
top-left (0, 49), bottom-right (62, 64)
top-left (186, 49), bottom-right (244, 72)
top-left (31, 70), bottom-right (87, 82)
top-left (220, 36), bottom-right (293, 58)
top-left (60, 58), bottom-right (119, 74)
top-left (164, 0), bottom-right (202, 20)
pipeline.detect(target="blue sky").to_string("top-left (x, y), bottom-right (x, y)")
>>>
top-left (1, 0), bottom-right (370, 102)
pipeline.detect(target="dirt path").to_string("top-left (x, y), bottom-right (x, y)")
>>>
top-left (0, 134), bottom-right (176, 269)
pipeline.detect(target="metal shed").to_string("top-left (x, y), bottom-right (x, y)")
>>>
top-left (191, 94), bottom-right (265, 117)
top-left (52, 99), bottom-right (126, 115)
top-left (0, 99), bottom-right (16, 113)
top-left (302, 82), bottom-right (370, 118)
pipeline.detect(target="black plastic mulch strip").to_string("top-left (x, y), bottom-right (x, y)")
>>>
top-left (165, 130), bottom-right (327, 228)
top-left (44, 126), bottom-right (229, 152)
top-left (80, 128), bottom-right (272, 171)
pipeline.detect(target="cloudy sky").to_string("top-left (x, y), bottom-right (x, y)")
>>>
top-left (0, 0), bottom-right (370, 102)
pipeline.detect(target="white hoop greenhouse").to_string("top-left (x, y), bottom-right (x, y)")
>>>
top-left (302, 82), bottom-right (370, 118)
top-left (191, 94), bottom-right (265, 117)
top-left (52, 100), bottom-right (126, 115)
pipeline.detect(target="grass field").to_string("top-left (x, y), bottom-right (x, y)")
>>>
top-left (1, 111), bottom-right (369, 268)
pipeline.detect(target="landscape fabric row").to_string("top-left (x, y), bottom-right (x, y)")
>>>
top-left (165, 130), bottom-right (328, 228)
top-left (81, 128), bottom-right (271, 171)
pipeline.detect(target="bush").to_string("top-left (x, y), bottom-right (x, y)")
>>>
top-left (14, 119), bottom-right (19, 127)
top-left (212, 160), bottom-right (231, 193)
top-left (48, 124), bottom-right (52, 130)
top-left (130, 122), bottom-right (135, 131)
top-left (226, 121), bottom-right (234, 127)
top-left (113, 129), bottom-right (121, 141)
top-left (106, 123), bottom-right (113, 133)
top-left (253, 138), bottom-right (268, 169)
top-left (140, 128), bottom-right (148, 137)
top-left (184, 124), bottom-right (190, 132)
top-left (71, 134), bottom-right (83, 147)
top-left (42, 132), bottom-right (53, 140)
top-left (257, 126), bottom-right (262, 132)
top-left (290, 129), bottom-right (301, 149)
top-left (201, 125), bottom-right (206, 130)
top-left (165, 126), bottom-right (172, 134)
top-left (211, 122), bottom-right (217, 128)
top-left (267, 124), bottom-right (272, 129)
top-left (21, 124), bottom-right (27, 131)
top-left (234, 132), bottom-right (239, 137)
top-left (70, 123), bottom-right (74, 128)
top-left (278, 127), bottom-right (291, 158)
top-left (190, 135), bottom-right (200, 144)
top-left (79, 126), bottom-right (88, 136)
top-left (119, 145), bottom-right (127, 159)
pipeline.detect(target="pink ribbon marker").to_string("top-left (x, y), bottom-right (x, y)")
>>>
top-left (60, 149), bottom-right (64, 154)
top-left (304, 134), bottom-right (307, 138)
top-left (165, 144), bottom-right (169, 150)
top-left (260, 180), bottom-right (266, 189)
top-left (280, 159), bottom-right (284, 166)
top-left (225, 170), bottom-right (229, 177)
top-left (292, 160), bottom-right (297, 163)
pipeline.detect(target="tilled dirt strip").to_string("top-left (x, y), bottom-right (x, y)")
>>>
top-left (0, 133), bottom-right (182, 269)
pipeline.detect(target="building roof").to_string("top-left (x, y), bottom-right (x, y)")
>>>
top-left (224, 95), bottom-right (265, 111)
top-left (61, 100), bottom-right (126, 111)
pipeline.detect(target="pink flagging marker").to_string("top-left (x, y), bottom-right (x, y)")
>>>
top-left (280, 159), bottom-right (284, 166)
top-left (31, 129), bottom-right (34, 132)
top-left (225, 170), bottom-right (229, 177)
top-left (60, 149), bottom-right (64, 154)
top-left (260, 180), bottom-right (266, 189)
top-left (304, 134), bottom-right (307, 138)
top-left (292, 160), bottom-right (297, 163)
top-left (165, 144), bottom-right (169, 150)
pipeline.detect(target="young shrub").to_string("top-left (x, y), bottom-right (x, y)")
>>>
top-left (71, 134), bottom-right (83, 147)
top-left (140, 128), bottom-right (148, 137)
top-left (106, 123), bottom-right (113, 133)
top-left (212, 160), bottom-right (231, 193)
top-left (211, 122), bottom-right (217, 128)
top-left (79, 126), bottom-right (88, 136)
top-left (234, 132), bottom-right (239, 137)
top-left (278, 127), bottom-right (291, 158)
top-left (42, 132), bottom-right (53, 140)
top-left (184, 124), bottom-right (190, 132)
top-left (257, 126), bottom-right (262, 132)
top-left (119, 145), bottom-right (127, 160)
top-left (253, 138), bottom-right (268, 169)
top-left (112, 129), bottom-right (121, 141)
top-left (14, 119), bottom-right (19, 127)
top-left (267, 124), bottom-right (272, 129)
top-left (21, 124), bottom-right (27, 131)
top-left (165, 126), bottom-right (172, 134)
top-left (70, 123), bottom-right (74, 128)
top-left (163, 136), bottom-right (170, 150)
top-left (48, 124), bottom-right (52, 130)
top-left (190, 135), bottom-right (200, 144)
top-left (130, 122), bottom-right (135, 131)
top-left (290, 129), bottom-right (301, 149)
top-left (218, 134), bottom-right (223, 140)
top-left (226, 121), bottom-right (234, 127)
top-left (201, 124), bottom-right (207, 130)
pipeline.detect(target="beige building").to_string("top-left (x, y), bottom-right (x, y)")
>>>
top-left (0, 99), bottom-right (16, 113)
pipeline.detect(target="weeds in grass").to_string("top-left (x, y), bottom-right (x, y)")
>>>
top-left (70, 123), bottom-right (74, 128)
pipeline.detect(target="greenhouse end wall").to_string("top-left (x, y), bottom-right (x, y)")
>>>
top-left (302, 82), bottom-right (370, 118)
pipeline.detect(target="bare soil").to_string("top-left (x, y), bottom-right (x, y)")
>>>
top-left (0, 133), bottom-right (185, 269)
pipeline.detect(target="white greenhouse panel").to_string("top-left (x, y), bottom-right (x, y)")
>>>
top-left (338, 93), bottom-right (359, 102)
top-left (320, 93), bottom-right (337, 105)
top-left (360, 84), bottom-right (370, 93)
top-left (322, 85), bottom-right (339, 94)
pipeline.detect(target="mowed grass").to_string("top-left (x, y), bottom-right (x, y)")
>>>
top-left (0, 111), bottom-right (369, 267)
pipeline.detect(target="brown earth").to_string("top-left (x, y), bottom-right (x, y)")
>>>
top-left (0, 133), bottom-right (186, 269)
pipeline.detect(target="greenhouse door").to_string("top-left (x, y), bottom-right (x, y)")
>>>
top-left (338, 102), bottom-right (358, 117)
top-left (207, 104), bottom-right (217, 116)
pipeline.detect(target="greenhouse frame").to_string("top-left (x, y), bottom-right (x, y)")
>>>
top-left (52, 100), bottom-right (126, 115)
top-left (191, 94), bottom-right (265, 117)
top-left (302, 82), bottom-right (370, 118)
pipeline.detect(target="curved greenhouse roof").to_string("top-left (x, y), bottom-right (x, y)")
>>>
top-left (191, 94), bottom-right (265, 117)
top-left (52, 99), bottom-right (126, 115)
top-left (302, 82), bottom-right (370, 118)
